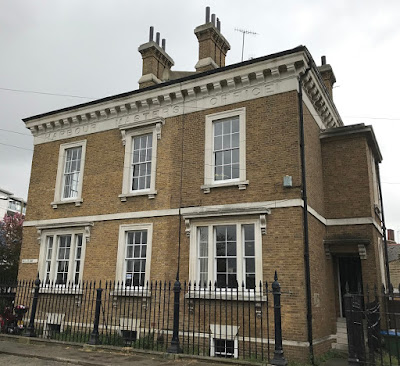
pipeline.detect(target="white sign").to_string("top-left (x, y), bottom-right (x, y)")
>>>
top-left (22, 259), bottom-right (38, 264)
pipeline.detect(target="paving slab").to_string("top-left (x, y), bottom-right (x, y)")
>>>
top-left (0, 335), bottom-right (258, 366)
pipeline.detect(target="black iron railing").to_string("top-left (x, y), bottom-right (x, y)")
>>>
top-left (0, 274), bottom-right (288, 364)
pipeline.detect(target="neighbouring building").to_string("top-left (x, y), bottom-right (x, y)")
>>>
top-left (387, 229), bottom-right (400, 286)
top-left (18, 8), bottom-right (387, 360)
top-left (0, 187), bottom-right (26, 218)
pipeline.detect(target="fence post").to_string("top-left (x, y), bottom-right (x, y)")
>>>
top-left (271, 271), bottom-right (287, 366)
top-left (88, 287), bottom-right (103, 345)
top-left (24, 275), bottom-right (40, 337)
top-left (167, 277), bottom-right (182, 353)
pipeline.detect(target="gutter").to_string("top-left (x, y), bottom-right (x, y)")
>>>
top-left (298, 66), bottom-right (314, 364)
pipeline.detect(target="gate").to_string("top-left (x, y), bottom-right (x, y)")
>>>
top-left (343, 285), bottom-right (400, 366)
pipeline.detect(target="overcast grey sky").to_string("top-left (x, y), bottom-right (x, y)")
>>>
top-left (1, 0), bottom-right (399, 237)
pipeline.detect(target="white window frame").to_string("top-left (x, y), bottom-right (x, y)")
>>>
top-left (188, 217), bottom-right (262, 293)
top-left (52, 140), bottom-right (87, 208)
top-left (202, 108), bottom-right (248, 193)
top-left (38, 227), bottom-right (88, 287)
top-left (119, 119), bottom-right (163, 201)
top-left (210, 324), bottom-right (239, 358)
top-left (116, 223), bottom-right (153, 291)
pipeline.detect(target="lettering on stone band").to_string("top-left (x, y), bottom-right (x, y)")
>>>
top-left (34, 79), bottom-right (285, 145)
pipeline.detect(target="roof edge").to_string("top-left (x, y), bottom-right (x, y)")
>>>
top-left (23, 45), bottom-right (306, 123)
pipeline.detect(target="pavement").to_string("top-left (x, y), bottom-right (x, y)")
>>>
top-left (0, 335), bottom-right (258, 366)
top-left (0, 335), bottom-right (349, 366)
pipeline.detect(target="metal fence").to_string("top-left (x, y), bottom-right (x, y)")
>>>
top-left (345, 285), bottom-right (400, 366)
top-left (0, 272), bottom-right (287, 364)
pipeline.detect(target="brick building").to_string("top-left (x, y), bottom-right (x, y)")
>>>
top-left (19, 8), bottom-right (387, 360)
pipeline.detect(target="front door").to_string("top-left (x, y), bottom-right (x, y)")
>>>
top-left (338, 256), bottom-right (363, 317)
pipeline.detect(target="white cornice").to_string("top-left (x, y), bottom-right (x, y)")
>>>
top-left (23, 200), bottom-right (381, 235)
top-left (301, 68), bottom-right (343, 128)
top-left (25, 50), bottom-right (340, 145)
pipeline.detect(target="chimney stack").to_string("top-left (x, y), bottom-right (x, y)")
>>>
top-left (138, 26), bottom-right (174, 89)
top-left (194, 7), bottom-right (231, 72)
top-left (318, 55), bottom-right (336, 100)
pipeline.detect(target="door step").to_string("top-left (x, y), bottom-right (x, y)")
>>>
top-left (332, 318), bottom-right (348, 352)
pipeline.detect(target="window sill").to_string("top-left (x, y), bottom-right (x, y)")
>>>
top-left (110, 289), bottom-right (151, 297)
top-left (201, 180), bottom-right (249, 194)
top-left (38, 287), bottom-right (84, 295)
top-left (119, 191), bottom-right (157, 201)
top-left (51, 198), bottom-right (83, 209)
top-left (185, 290), bottom-right (266, 302)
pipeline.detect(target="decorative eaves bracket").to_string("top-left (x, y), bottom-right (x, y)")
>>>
top-left (120, 117), bottom-right (165, 145)
top-left (183, 207), bottom-right (271, 237)
top-left (323, 238), bottom-right (370, 260)
top-left (36, 221), bottom-right (94, 244)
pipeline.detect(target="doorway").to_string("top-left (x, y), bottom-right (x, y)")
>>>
top-left (338, 256), bottom-right (363, 317)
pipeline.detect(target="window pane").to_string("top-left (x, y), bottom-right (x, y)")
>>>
top-left (246, 258), bottom-right (255, 273)
top-left (216, 242), bottom-right (225, 256)
top-left (133, 150), bottom-right (139, 164)
top-left (131, 134), bottom-right (152, 191)
top-left (215, 152), bottom-right (223, 166)
top-left (127, 232), bottom-right (134, 244)
top-left (232, 164), bottom-right (239, 179)
top-left (243, 224), bottom-right (256, 289)
top-left (227, 226), bottom-right (236, 241)
top-left (246, 274), bottom-right (256, 290)
top-left (214, 136), bottom-right (222, 151)
top-left (215, 225), bottom-right (237, 289)
top-left (232, 118), bottom-right (239, 133)
top-left (227, 242), bottom-right (236, 256)
top-left (232, 147), bottom-right (239, 163)
top-left (215, 226), bottom-right (226, 242)
top-left (223, 135), bottom-right (230, 149)
top-left (126, 246), bottom-right (133, 258)
top-left (125, 230), bottom-right (147, 287)
top-left (223, 165), bottom-right (231, 180)
top-left (214, 121), bottom-right (223, 136)
top-left (213, 117), bottom-right (240, 182)
top-left (245, 241), bottom-right (255, 256)
top-left (232, 132), bottom-right (239, 148)
top-left (217, 258), bottom-right (226, 273)
top-left (223, 150), bottom-right (231, 165)
top-left (62, 146), bottom-right (82, 199)
top-left (228, 274), bottom-right (238, 289)
top-left (223, 120), bottom-right (231, 134)
top-left (199, 241), bottom-right (208, 257)
top-left (139, 176), bottom-right (145, 190)
top-left (227, 258), bottom-right (237, 272)
top-left (215, 166), bottom-right (223, 181)
top-left (244, 224), bottom-right (254, 240)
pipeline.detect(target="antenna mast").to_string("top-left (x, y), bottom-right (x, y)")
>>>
top-left (235, 28), bottom-right (258, 62)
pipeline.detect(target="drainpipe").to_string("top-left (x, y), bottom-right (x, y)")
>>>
top-left (298, 66), bottom-right (314, 364)
top-left (376, 163), bottom-right (391, 290)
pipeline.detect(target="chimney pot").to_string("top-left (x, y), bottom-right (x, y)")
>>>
top-left (217, 18), bottom-right (221, 31)
top-left (162, 39), bottom-right (166, 51)
top-left (206, 6), bottom-right (210, 23)
top-left (321, 55), bottom-right (326, 65)
top-left (149, 26), bottom-right (154, 42)
top-left (388, 229), bottom-right (395, 242)
top-left (156, 32), bottom-right (160, 45)
top-left (211, 14), bottom-right (216, 26)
